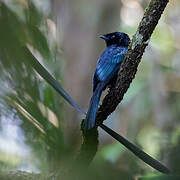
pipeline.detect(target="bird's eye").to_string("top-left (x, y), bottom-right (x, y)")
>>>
top-left (111, 35), bottom-right (115, 39)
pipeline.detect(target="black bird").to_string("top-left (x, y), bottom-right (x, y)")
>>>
top-left (84, 32), bottom-right (130, 130)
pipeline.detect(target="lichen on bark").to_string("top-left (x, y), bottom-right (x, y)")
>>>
top-left (96, 0), bottom-right (169, 125)
top-left (79, 0), bottom-right (170, 169)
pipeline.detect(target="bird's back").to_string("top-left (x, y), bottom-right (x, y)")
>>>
top-left (93, 45), bottom-right (128, 91)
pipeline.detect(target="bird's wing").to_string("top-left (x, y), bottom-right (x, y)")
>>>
top-left (94, 46), bottom-right (127, 83)
top-left (93, 71), bottom-right (99, 92)
top-left (111, 47), bottom-right (127, 63)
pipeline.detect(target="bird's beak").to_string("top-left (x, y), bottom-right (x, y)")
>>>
top-left (99, 35), bottom-right (108, 40)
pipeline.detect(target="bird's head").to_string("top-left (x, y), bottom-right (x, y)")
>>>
top-left (99, 32), bottom-right (130, 47)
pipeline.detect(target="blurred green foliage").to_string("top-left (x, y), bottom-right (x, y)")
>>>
top-left (138, 174), bottom-right (180, 180)
top-left (0, 1), bottom-right (65, 172)
top-left (0, 0), bottom-right (179, 179)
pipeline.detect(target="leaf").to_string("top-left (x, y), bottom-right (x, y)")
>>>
top-left (27, 25), bottom-right (51, 60)
top-left (100, 124), bottom-right (170, 174)
top-left (138, 174), bottom-right (180, 180)
top-left (23, 46), bottom-right (86, 115)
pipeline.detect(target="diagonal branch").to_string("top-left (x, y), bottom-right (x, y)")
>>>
top-left (80, 0), bottom-right (170, 170)
top-left (96, 0), bottom-right (169, 125)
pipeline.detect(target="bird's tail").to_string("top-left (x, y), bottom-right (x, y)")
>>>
top-left (84, 83), bottom-right (104, 130)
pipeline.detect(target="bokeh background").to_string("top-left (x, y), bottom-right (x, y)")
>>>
top-left (0, 0), bottom-right (180, 179)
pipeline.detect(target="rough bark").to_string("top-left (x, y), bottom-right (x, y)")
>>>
top-left (1, 0), bottom-right (170, 179)
top-left (96, 0), bottom-right (169, 125)
top-left (80, 0), bottom-right (170, 167)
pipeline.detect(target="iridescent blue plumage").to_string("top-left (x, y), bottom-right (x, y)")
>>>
top-left (84, 32), bottom-right (130, 130)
